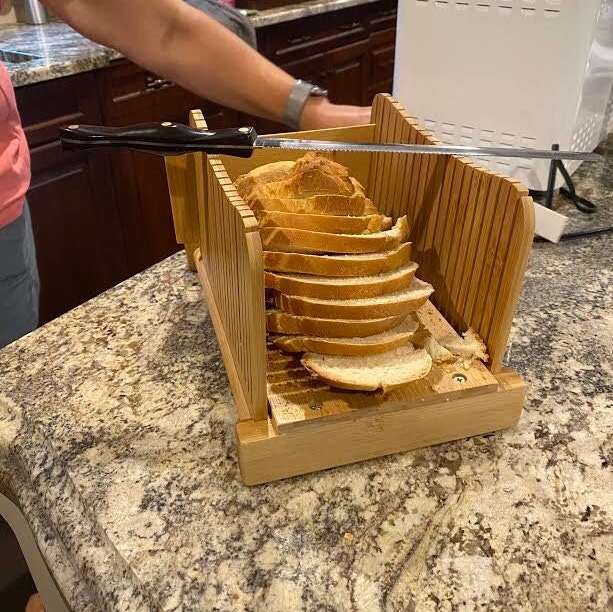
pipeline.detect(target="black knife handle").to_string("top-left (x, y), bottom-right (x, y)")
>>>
top-left (59, 122), bottom-right (257, 158)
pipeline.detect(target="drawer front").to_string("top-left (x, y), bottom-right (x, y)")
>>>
top-left (16, 72), bottom-right (101, 149)
top-left (367, 0), bottom-right (398, 32)
top-left (98, 61), bottom-right (191, 123)
top-left (259, 7), bottom-right (367, 65)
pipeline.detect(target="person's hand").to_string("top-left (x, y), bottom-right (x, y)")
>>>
top-left (299, 98), bottom-right (372, 131)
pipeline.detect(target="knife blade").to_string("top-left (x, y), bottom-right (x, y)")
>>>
top-left (59, 122), bottom-right (602, 162)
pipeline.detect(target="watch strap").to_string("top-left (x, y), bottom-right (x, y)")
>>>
top-left (283, 80), bottom-right (323, 130)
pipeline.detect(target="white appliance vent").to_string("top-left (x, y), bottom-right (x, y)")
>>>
top-left (414, 0), bottom-right (562, 16)
top-left (394, 0), bottom-right (611, 190)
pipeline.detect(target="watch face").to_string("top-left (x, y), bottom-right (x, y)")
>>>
top-left (310, 85), bottom-right (329, 97)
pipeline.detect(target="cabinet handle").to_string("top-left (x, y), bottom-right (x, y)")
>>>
top-left (145, 77), bottom-right (173, 90)
top-left (288, 34), bottom-right (313, 45)
top-left (340, 21), bottom-right (361, 31)
top-left (375, 9), bottom-right (396, 19)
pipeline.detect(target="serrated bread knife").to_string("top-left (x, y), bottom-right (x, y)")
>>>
top-left (59, 122), bottom-right (602, 162)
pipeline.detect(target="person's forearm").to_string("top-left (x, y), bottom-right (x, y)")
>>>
top-left (42, 0), bottom-right (310, 126)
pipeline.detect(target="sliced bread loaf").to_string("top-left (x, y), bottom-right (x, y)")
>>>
top-left (271, 277), bottom-right (434, 319)
top-left (272, 318), bottom-right (419, 356)
top-left (260, 215), bottom-right (409, 254)
top-left (255, 210), bottom-right (392, 234)
top-left (262, 243), bottom-right (412, 277)
top-left (301, 345), bottom-right (433, 391)
top-left (265, 261), bottom-right (418, 300)
top-left (266, 309), bottom-right (409, 338)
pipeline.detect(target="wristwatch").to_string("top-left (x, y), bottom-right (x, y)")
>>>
top-left (283, 80), bottom-right (329, 130)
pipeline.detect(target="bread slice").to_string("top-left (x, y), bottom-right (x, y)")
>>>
top-left (421, 335), bottom-right (455, 363)
top-left (263, 243), bottom-right (412, 277)
top-left (265, 261), bottom-right (418, 300)
top-left (256, 210), bottom-right (392, 234)
top-left (266, 309), bottom-right (409, 338)
top-left (271, 277), bottom-right (434, 319)
top-left (272, 318), bottom-right (419, 356)
top-left (440, 328), bottom-right (489, 363)
top-left (248, 192), bottom-right (378, 216)
top-left (234, 160), bottom-right (296, 200)
top-left (260, 215), bottom-right (409, 254)
top-left (301, 345), bottom-right (433, 392)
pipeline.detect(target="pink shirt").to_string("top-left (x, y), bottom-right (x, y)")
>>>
top-left (0, 62), bottom-right (30, 228)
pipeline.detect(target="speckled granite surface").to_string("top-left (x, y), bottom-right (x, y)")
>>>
top-left (0, 0), bottom-right (380, 87)
top-left (0, 20), bottom-right (122, 87)
top-left (1, 241), bottom-right (612, 611)
top-left (1, 152), bottom-right (612, 612)
top-left (249, 0), bottom-right (382, 27)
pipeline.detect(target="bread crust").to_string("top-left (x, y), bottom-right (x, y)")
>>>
top-left (262, 243), bottom-right (412, 277)
top-left (255, 210), bottom-right (391, 234)
top-left (265, 310), bottom-right (409, 338)
top-left (271, 279), bottom-right (434, 319)
top-left (271, 319), bottom-right (418, 356)
top-left (301, 347), bottom-right (433, 391)
top-left (260, 215), bottom-right (409, 254)
top-left (264, 262), bottom-right (418, 300)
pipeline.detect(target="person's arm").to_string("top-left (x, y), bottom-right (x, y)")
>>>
top-left (41, 0), bottom-right (371, 130)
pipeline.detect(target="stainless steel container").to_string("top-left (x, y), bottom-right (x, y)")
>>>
top-left (19, 0), bottom-right (48, 25)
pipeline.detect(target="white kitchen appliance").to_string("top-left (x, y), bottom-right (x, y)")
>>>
top-left (393, 0), bottom-right (613, 192)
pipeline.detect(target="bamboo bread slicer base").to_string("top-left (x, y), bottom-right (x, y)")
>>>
top-left (166, 94), bottom-right (534, 485)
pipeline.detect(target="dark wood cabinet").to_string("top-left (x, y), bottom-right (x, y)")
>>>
top-left (322, 39), bottom-right (370, 106)
top-left (16, 73), bottom-right (128, 324)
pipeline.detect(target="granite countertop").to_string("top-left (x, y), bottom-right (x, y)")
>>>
top-left (0, 138), bottom-right (612, 609)
top-left (0, 0), bottom-right (381, 87)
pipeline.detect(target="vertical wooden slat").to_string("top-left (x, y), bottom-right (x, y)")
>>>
top-left (367, 95), bottom-right (533, 372)
top-left (454, 169), bottom-right (496, 324)
top-left (199, 154), bottom-right (267, 421)
top-left (446, 163), bottom-right (483, 322)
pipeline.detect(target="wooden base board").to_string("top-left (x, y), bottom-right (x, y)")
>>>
top-left (237, 369), bottom-right (525, 485)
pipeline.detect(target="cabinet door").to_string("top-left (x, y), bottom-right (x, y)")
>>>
top-left (27, 144), bottom-right (127, 324)
top-left (16, 73), bottom-right (128, 324)
top-left (322, 39), bottom-right (370, 106)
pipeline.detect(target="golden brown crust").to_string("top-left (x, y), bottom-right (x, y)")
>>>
top-left (248, 193), bottom-right (377, 216)
top-left (255, 210), bottom-right (391, 234)
top-left (234, 161), bottom-right (296, 200)
top-left (271, 333), bottom-right (413, 356)
top-left (264, 262), bottom-right (418, 300)
top-left (260, 216), bottom-right (410, 254)
top-left (262, 243), bottom-right (412, 277)
top-left (273, 292), bottom-right (431, 319)
top-left (265, 310), bottom-right (408, 337)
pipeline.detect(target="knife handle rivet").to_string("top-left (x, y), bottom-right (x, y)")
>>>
top-left (238, 127), bottom-right (250, 133)
top-left (68, 124), bottom-right (80, 129)
top-left (161, 122), bottom-right (173, 127)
